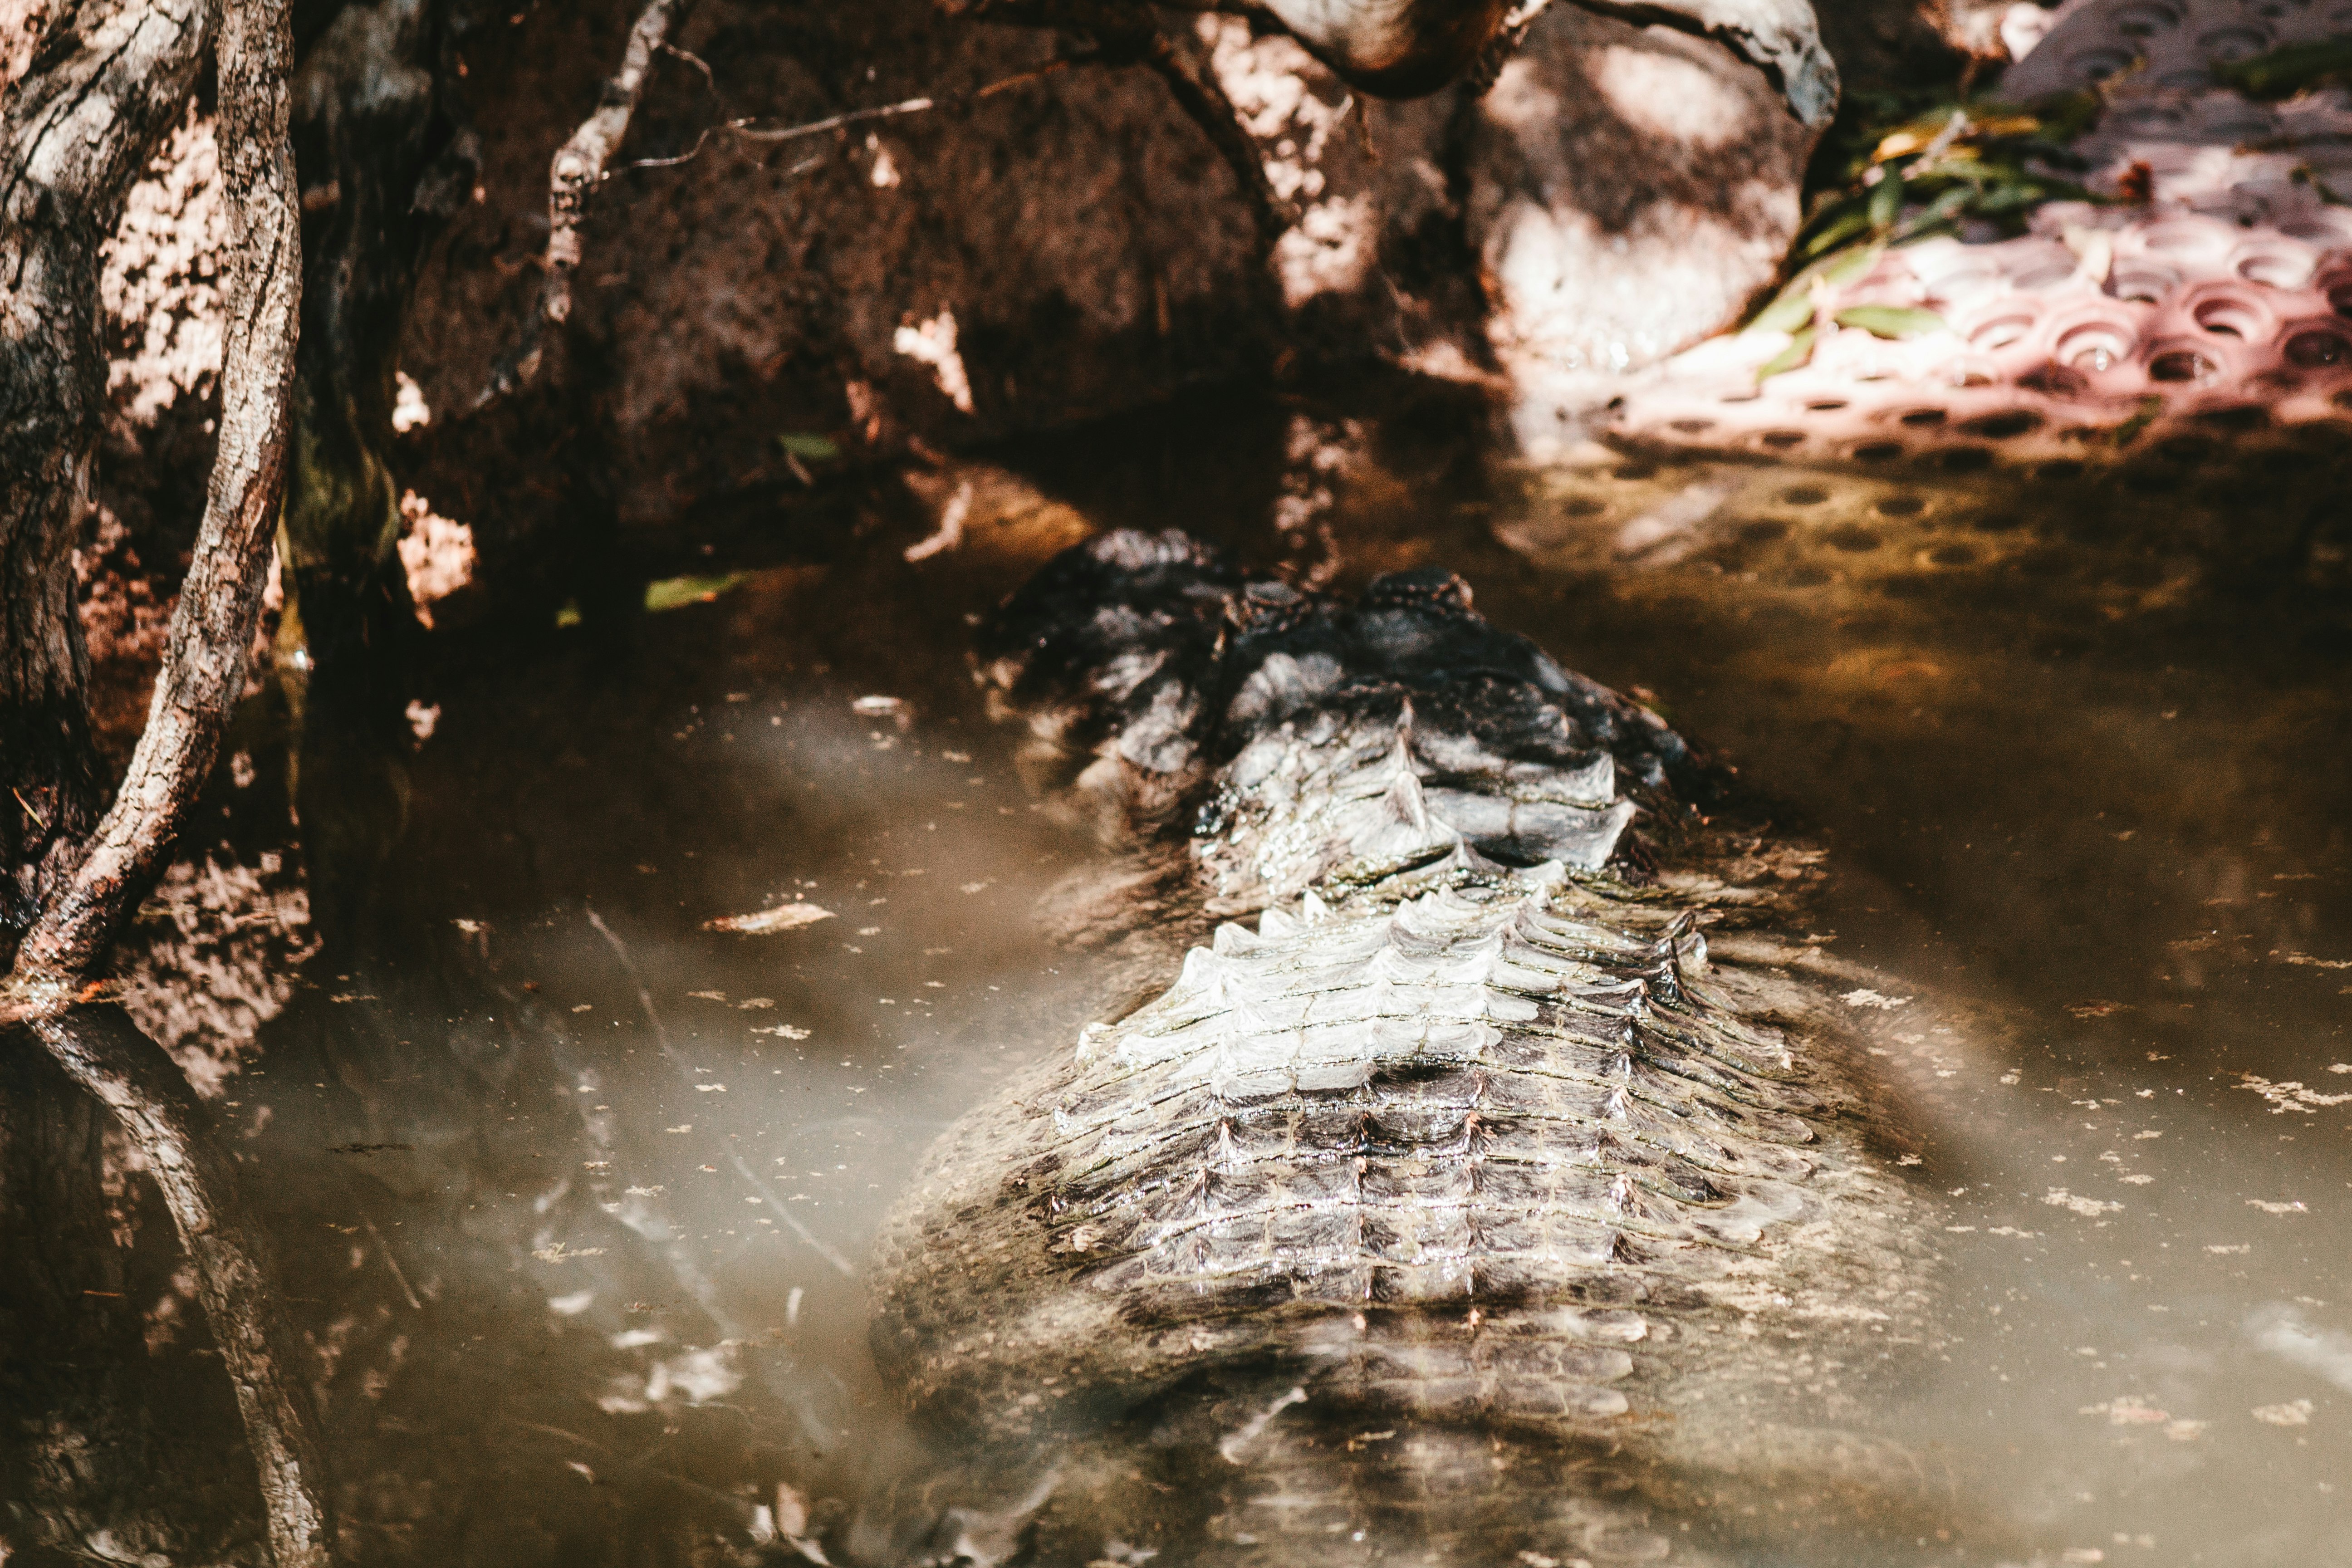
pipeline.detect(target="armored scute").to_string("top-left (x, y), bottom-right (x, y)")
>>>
top-left (869, 532), bottom-right (1955, 1565)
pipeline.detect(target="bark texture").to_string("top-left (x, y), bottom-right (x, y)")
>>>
top-left (0, 0), bottom-right (210, 949)
top-left (544, 0), bottom-right (693, 329)
top-left (29, 1007), bottom-right (332, 1568)
top-left (12, 0), bottom-right (307, 996)
top-left (2, 0), bottom-right (332, 1562)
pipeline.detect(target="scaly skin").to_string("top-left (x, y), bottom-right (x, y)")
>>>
top-left (868, 533), bottom-right (1961, 1565)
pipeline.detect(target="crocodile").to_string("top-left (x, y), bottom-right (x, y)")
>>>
top-left (867, 532), bottom-right (1960, 1566)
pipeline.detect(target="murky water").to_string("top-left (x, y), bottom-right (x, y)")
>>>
top-left (12, 383), bottom-right (2352, 1566)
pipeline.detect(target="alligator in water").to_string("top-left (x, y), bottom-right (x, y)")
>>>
top-left (867, 532), bottom-right (1967, 1566)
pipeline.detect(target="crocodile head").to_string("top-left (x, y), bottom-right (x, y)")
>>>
top-left (1236, 0), bottom-right (1840, 125)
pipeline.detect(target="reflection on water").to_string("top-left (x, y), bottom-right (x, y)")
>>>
top-left (6, 384), bottom-right (2349, 1565)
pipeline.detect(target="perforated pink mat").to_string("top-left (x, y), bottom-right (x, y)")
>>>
top-left (1604, 0), bottom-right (2352, 472)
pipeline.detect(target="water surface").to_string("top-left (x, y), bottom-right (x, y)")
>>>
top-left (14, 385), bottom-right (2352, 1567)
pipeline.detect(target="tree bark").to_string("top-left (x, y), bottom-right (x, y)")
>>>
top-left (2, 0), bottom-right (331, 1562)
top-left (29, 1006), bottom-right (333, 1568)
top-left (544, 0), bottom-right (695, 329)
top-left (0, 0), bottom-right (211, 952)
top-left (10, 0), bottom-right (306, 998)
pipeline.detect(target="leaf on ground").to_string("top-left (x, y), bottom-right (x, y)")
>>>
top-left (2219, 37), bottom-right (2352, 100)
top-left (705, 903), bottom-right (836, 934)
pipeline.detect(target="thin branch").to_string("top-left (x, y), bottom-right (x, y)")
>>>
top-left (611, 59), bottom-right (1091, 178)
top-left (546, 0), bottom-right (696, 326)
top-left (31, 1008), bottom-right (333, 1568)
top-left (729, 94), bottom-right (936, 142)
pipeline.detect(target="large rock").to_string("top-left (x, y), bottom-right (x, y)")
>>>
top-left (1459, 8), bottom-right (1817, 455)
top-left (392, 0), bottom-right (1823, 514)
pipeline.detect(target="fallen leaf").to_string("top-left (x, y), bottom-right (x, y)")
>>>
top-left (1842, 988), bottom-right (1911, 1010)
top-left (706, 903), bottom-right (835, 935)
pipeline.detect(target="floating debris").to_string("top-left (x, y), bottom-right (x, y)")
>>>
top-left (2045, 1189), bottom-right (2124, 1217)
top-left (851, 694), bottom-right (913, 730)
top-left (705, 903), bottom-right (836, 934)
top-left (2239, 1074), bottom-right (2352, 1114)
top-left (532, 1242), bottom-right (607, 1263)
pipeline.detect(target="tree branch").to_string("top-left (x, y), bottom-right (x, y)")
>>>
top-left (1, 0), bottom-right (330, 1561)
top-left (31, 1006), bottom-right (333, 1568)
top-left (1, 0), bottom-right (211, 941)
top-left (7, 0), bottom-right (306, 1003)
top-left (545, 0), bottom-right (696, 328)
top-left (1122, 28), bottom-right (1292, 246)
top-left (949, 0), bottom-right (1293, 246)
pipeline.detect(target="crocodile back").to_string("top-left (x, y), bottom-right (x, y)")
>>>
top-left (869, 534), bottom-right (1945, 1562)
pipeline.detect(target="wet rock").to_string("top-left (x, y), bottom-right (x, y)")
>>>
top-left (1460, 9), bottom-right (1817, 456)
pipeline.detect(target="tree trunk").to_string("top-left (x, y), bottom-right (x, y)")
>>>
top-left (2, 0), bottom-right (333, 1561)
top-left (0, 0), bottom-right (211, 954)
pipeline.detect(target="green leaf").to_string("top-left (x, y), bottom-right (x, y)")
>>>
top-left (1895, 185), bottom-right (1976, 240)
top-left (1799, 206), bottom-right (1875, 259)
top-left (1751, 285), bottom-right (1818, 335)
top-left (1867, 168), bottom-right (1907, 232)
top-left (1821, 242), bottom-right (1886, 287)
top-left (1757, 325), bottom-right (1817, 380)
top-left (1833, 304), bottom-right (1948, 340)
top-left (776, 432), bottom-right (841, 461)
top-left (644, 572), bottom-right (750, 613)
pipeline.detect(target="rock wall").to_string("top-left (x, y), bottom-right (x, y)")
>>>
top-left (72, 0), bottom-right (2014, 647)
top-left (392, 0), bottom-right (1825, 529)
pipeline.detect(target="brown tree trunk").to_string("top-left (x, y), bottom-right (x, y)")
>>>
top-left (2, 0), bottom-right (331, 1561)
top-left (0, 0), bottom-right (211, 954)
top-left (13, 0), bottom-right (306, 994)
top-left (30, 1007), bottom-right (333, 1568)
